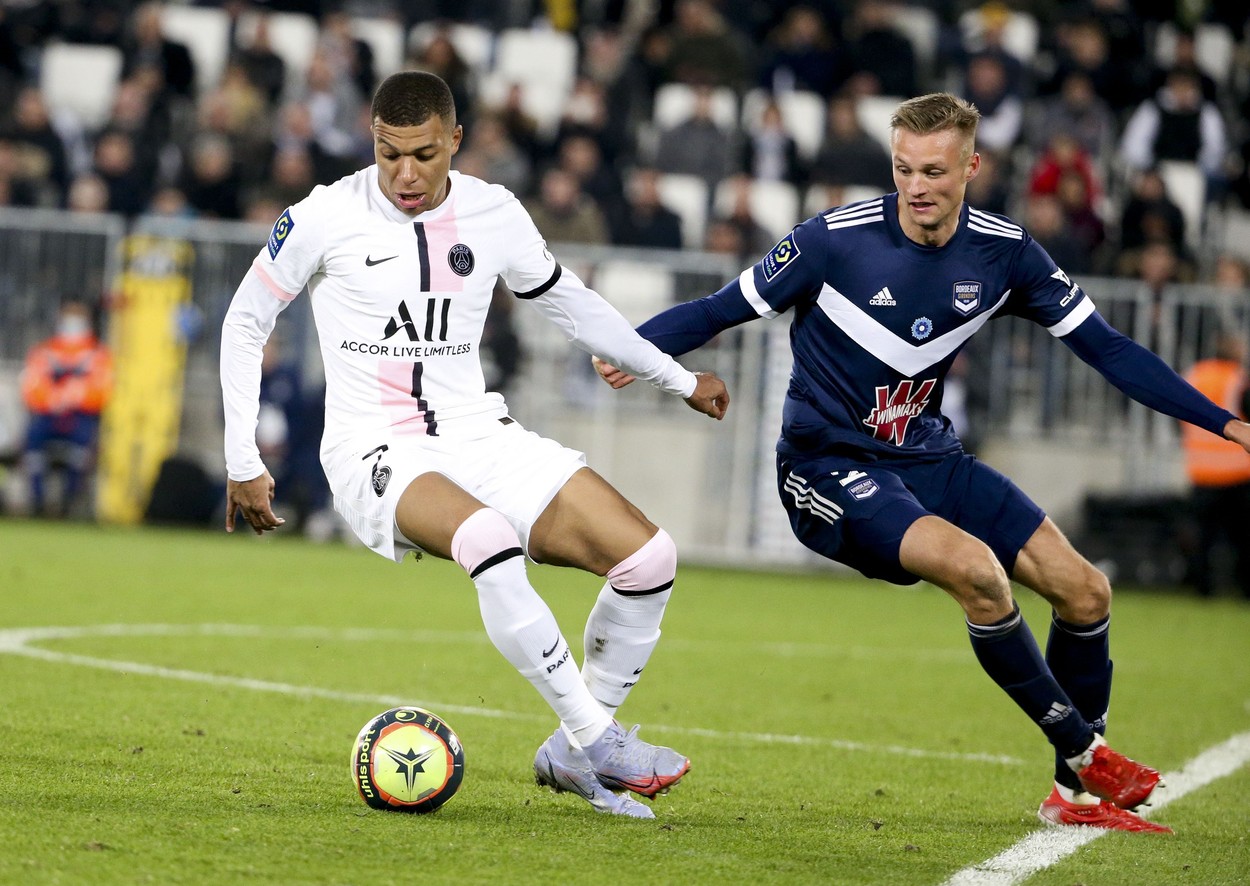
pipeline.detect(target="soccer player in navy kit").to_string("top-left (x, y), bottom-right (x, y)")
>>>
top-left (597, 92), bottom-right (1250, 832)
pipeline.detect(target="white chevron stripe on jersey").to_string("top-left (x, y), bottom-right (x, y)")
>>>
top-left (816, 282), bottom-right (1012, 376)
top-left (739, 267), bottom-right (781, 319)
top-left (967, 209), bottom-right (1023, 239)
top-left (783, 472), bottom-right (843, 524)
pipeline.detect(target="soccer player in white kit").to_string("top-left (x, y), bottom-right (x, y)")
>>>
top-left (220, 72), bottom-right (729, 819)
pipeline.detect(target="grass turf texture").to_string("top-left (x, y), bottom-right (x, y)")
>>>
top-left (1, 519), bottom-right (1247, 885)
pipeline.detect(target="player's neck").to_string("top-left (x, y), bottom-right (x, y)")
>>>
top-left (897, 198), bottom-right (962, 249)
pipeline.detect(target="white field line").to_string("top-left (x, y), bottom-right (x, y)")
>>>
top-left (0, 623), bottom-right (1020, 764)
top-left (942, 731), bottom-right (1250, 886)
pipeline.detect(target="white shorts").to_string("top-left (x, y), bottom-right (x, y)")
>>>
top-left (323, 416), bottom-right (586, 563)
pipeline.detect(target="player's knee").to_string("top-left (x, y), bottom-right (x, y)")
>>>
top-left (952, 544), bottom-right (1012, 618)
top-left (607, 528), bottom-right (677, 595)
top-left (450, 508), bottom-right (524, 578)
top-left (1068, 563), bottom-right (1112, 622)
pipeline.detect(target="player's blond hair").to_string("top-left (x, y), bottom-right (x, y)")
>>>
top-left (890, 93), bottom-right (980, 157)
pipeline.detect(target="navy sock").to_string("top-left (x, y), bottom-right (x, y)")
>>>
top-left (967, 604), bottom-right (1093, 759)
top-left (1046, 612), bottom-right (1112, 790)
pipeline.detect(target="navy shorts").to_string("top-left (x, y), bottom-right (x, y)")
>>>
top-left (776, 449), bottom-right (1045, 585)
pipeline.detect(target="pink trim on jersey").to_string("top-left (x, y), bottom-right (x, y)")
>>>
top-left (251, 259), bottom-right (299, 302)
top-left (422, 202), bottom-right (467, 293)
top-left (376, 358), bottom-right (431, 436)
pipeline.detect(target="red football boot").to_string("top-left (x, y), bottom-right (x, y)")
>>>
top-left (1038, 787), bottom-right (1173, 834)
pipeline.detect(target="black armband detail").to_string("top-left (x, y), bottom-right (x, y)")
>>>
top-left (514, 263), bottom-right (562, 299)
top-left (469, 547), bottom-right (524, 578)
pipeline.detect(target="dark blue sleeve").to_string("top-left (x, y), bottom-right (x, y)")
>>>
top-left (636, 280), bottom-right (758, 357)
top-left (1061, 311), bottom-right (1236, 437)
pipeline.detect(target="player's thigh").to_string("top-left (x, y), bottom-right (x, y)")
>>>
top-left (898, 513), bottom-right (1010, 606)
top-left (529, 467), bottom-right (658, 575)
top-left (394, 471), bottom-right (489, 560)
top-left (777, 454), bottom-right (928, 585)
top-left (1012, 516), bottom-right (1110, 620)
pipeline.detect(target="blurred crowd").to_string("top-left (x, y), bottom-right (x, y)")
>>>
top-left (2, 0), bottom-right (1250, 284)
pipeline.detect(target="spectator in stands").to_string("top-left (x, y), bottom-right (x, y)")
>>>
top-left (180, 133), bottom-right (242, 219)
top-left (455, 112), bottom-right (531, 195)
top-left (1118, 67), bottom-right (1227, 184)
top-left (713, 174), bottom-right (775, 258)
top-left (757, 4), bottom-right (847, 97)
top-left (146, 184), bottom-right (194, 218)
top-left (963, 147), bottom-right (1011, 216)
top-left (57, 0), bottom-right (129, 46)
top-left (262, 145), bottom-right (318, 209)
top-left (809, 93), bottom-right (892, 192)
top-left (1025, 192), bottom-right (1095, 276)
top-left (409, 29), bottom-right (475, 128)
top-left (959, 53), bottom-right (1021, 152)
top-left (1025, 72), bottom-right (1116, 166)
top-left (1118, 167), bottom-right (1187, 255)
top-left (608, 166), bottom-right (684, 250)
top-left (954, 2), bottom-right (1028, 96)
top-left (524, 166), bottom-right (609, 245)
top-left (299, 49), bottom-right (367, 168)
top-left (233, 12), bottom-right (287, 105)
top-left (19, 301), bottom-right (112, 517)
top-left (1042, 17), bottom-right (1144, 115)
top-left (842, 0), bottom-right (917, 99)
top-left (662, 0), bottom-right (753, 91)
top-left (555, 76), bottom-right (625, 168)
top-left (1028, 132), bottom-right (1101, 210)
top-left (653, 85), bottom-right (734, 193)
top-left (5, 86), bottom-right (71, 207)
top-left (1055, 170), bottom-right (1107, 274)
top-left (557, 132), bottom-right (624, 220)
top-left (107, 72), bottom-right (173, 178)
top-left (1180, 333), bottom-right (1250, 598)
top-left (319, 9), bottom-right (377, 102)
top-left (197, 62), bottom-right (271, 184)
top-left (271, 101), bottom-right (356, 185)
top-left (740, 100), bottom-right (806, 189)
top-left (66, 173), bottom-right (110, 214)
top-left (120, 2), bottom-right (196, 100)
top-left (92, 128), bottom-right (153, 217)
top-left (1146, 28), bottom-right (1219, 103)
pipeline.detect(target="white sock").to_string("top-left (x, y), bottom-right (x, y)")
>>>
top-left (582, 530), bottom-right (676, 714)
top-left (452, 510), bottom-right (610, 742)
top-left (1064, 731), bottom-right (1106, 773)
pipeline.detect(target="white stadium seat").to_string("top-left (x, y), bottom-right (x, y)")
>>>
top-left (740, 88), bottom-right (826, 160)
top-left (40, 43), bottom-right (123, 131)
top-left (655, 173), bottom-right (710, 249)
top-left (479, 27), bottom-right (577, 136)
top-left (653, 82), bottom-right (738, 131)
top-left (714, 178), bottom-right (801, 243)
top-left (890, 3), bottom-right (940, 76)
top-left (856, 94), bottom-right (902, 152)
top-left (958, 7), bottom-right (1039, 63)
top-left (805, 183), bottom-right (888, 218)
top-left (408, 22), bottom-right (495, 76)
top-left (160, 4), bottom-right (231, 94)
top-left (1153, 22), bottom-right (1235, 86)
top-left (352, 17), bottom-right (406, 78)
top-left (1157, 160), bottom-right (1206, 253)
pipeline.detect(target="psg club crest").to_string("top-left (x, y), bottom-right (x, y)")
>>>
top-left (447, 243), bottom-right (475, 277)
top-left (952, 280), bottom-right (980, 314)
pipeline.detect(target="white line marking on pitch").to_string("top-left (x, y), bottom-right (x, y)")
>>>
top-left (941, 731), bottom-right (1250, 886)
top-left (0, 624), bottom-right (1021, 765)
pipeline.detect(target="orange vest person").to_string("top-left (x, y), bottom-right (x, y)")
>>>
top-left (1180, 334), bottom-right (1250, 597)
top-left (19, 302), bottom-right (113, 517)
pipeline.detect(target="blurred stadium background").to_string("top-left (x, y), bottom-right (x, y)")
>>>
top-left (2, 0), bottom-right (1250, 589)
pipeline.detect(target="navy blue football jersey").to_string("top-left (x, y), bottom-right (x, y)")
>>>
top-left (733, 194), bottom-right (1092, 460)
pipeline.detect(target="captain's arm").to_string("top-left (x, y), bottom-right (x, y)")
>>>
top-left (1059, 311), bottom-right (1237, 437)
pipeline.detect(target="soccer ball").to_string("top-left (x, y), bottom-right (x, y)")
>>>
top-left (351, 706), bottom-right (465, 813)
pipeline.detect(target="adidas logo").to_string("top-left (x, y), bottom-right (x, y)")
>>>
top-left (1039, 701), bottom-right (1073, 725)
top-left (868, 287), bottom-right (896, 306)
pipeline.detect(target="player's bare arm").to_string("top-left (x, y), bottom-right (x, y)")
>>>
top-left (225, 470), bottom-right (284, 535)
top-left (1223, 419), bottom-right (1250, 452)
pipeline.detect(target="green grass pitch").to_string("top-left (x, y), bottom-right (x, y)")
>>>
top-left (1, 520), bottom-right (1247, 885)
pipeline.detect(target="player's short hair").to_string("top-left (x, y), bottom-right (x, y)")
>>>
top-left (890, 93), bottom-right (980, 149)
top-left (371, 71), bottom-right (457, 128)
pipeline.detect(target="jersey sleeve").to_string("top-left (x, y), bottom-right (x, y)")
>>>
top-left (251, 187), bottom-right (329, 297)
top-left (1008, 235), bottom-right (1095, 336)
top-left (496, 191), bottom-right (561, 297)
top-left (739, 216), bottom-right (828, 318)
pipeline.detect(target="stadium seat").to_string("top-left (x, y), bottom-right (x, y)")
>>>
top-left (958, 7), bottom-right (1039, 64)
top-left (856, 94), bottom-right (902, 152)
top-left (740, 88), bottom-right (826, 160)
top-left (408, 22), bottom-right (495, 76)
top-left (479, 27), bottom-right (577, 136)
top-left (1218, 207), bottom-right (1250, 264)
top-left (656, 173), bottom-right (709, 249)
top-left (1156, 160), bottom-right (1206, 253)
top-left (653, 82), bottom-right (738, 131)
top-left (805, 183), bottom-right (887, 217)
top-left (160, 4), bottom-right (231, 94)
top-left (1153, 22), bottom-right (1235, 86)
top-left (890, 3), bottom-right (940, 80)
top-left (714, 178), bottom-right (801, 242)
top-left (236, 11), bottom-right (320, 86)
top-left (39, 43), bottom-right (123, 131)
top-left (351, 16), bottom-right (405, 79)
top-left (591, 260), bottom-right (675, 327)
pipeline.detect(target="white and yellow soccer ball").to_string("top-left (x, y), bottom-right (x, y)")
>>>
top-left (351, 707), bottom-right (465, 813)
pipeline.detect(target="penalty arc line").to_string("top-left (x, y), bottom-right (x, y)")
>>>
top-left (941, 730), bottom-right (1250, 886)
top-left (0, 623), bottom-right (1021, 765)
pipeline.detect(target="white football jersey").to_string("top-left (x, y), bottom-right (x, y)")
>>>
top-left (222, 168), bottom-right (695, 481)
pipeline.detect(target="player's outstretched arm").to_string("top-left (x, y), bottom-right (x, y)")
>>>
top-left (225, 470), bottom-right (285, 535)
top-left (592, 355), bottom-right (635, 388)
top-left (1223, 419), bottom-right (1250, 452)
